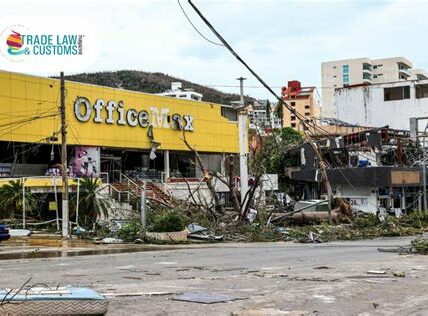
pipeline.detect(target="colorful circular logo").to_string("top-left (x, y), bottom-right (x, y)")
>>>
top-left (6, 30), bottom-right (26, 55)
top-left (0, 25), bottom-right (30, 62)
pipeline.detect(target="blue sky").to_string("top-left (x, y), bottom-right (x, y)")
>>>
top-left (3, 0), bottom-right (428, 100)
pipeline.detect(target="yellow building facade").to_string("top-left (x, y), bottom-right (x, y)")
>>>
top-left (0, 70), bottom-right (239, 181)
top-left (0, 71), bottom-right (239, 153)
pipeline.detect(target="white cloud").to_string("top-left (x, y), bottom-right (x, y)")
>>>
top-left (1, 0), bottom-right (428, 101)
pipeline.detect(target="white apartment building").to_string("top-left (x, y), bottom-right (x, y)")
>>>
top-left (334, 79), bottom-right (428, 130)
top-left (156, 82), bottom-right (203, 101)
top-left (321, 57), bottom-right (428, 118)
top-left (247, 100), bottom-right (282, 131)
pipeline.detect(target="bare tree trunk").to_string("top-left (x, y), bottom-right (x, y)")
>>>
top-left (181, 130), bottom-right (225, 215)
top-left (240, 175), bottom-right (261, 220)
top-left (226, 155), bottom-right (241, 213)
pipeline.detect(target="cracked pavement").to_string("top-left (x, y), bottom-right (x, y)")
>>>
top-left (1, 237), bottom-right (427, 315)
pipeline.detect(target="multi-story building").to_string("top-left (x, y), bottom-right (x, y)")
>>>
top-left (281, 80), bottom-right (320, 131)
top-left (156, 82), bottom-right (203, 101)
top-left (247, 100), bottom-right (281, 131)
top-left (334, 79), bottom-right (428, 130)
top-left (321, 57), bottom-right (428, 118)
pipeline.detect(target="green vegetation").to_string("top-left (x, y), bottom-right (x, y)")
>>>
top-left (215, 212), bottom-right (428, 243)
top-left (70, 177), bottom-right (109, 228)
top-left (253, 127), bottom-right (303, 174)
top-left (148, 209), bottom-right (189, 233)
top-left (0, 180), bottom-right (36, 219)
top-left (116, 220), bottom-right (145, 242)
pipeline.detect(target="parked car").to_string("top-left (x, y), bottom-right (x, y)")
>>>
top-left (0, 224), bottom-right (10, 242)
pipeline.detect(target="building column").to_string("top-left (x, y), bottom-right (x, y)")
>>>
top-left (164, 150), bottom-right (170, 182)
top-left (401, 187), bottom-right (406, 214)
top-left (220, 153), bottom-right (226, 176)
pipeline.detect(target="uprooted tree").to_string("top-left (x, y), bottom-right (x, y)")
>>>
top-left (181, 127), bottom-right (303, 223)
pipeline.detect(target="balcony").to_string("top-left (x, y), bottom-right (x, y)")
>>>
top-left (398, 63), bottom-right (411, 79)
top-left (399, 68), bottom-right (411, 78)
top-left (362, 72), bottom-right (372, 83)
top-left (362, 63), bottom-right (372, 74)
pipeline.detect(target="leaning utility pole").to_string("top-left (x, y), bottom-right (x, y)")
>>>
top-left (237, 77), bottom-right (249, 211)
top-left (60, 72), bottom-right (69, 238)
top-left (187, 0), bottom-right (334, 222)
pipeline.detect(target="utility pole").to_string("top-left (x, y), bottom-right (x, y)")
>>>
top-left (237, 77), bottom-right (249, 211)
top-left (60, 72), bottom-right (69, 238)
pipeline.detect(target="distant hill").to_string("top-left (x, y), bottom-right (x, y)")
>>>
top-left (63, 70), bottom-right (255, 105)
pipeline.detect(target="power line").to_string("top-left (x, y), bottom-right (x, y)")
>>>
top-left (177, 0), bottom-right (224, 47)
top-left (0, 130), bottom-right (61, 164)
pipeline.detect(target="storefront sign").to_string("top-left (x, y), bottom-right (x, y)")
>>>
top-left (74, 97), bottom-right (194, 131)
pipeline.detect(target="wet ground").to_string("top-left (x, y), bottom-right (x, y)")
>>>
top-left (0, 237), bottom-right (200, 260)
top-left (1, 236), bottom-right (428, 315)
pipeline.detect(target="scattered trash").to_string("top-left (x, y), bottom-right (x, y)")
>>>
top-left (246, 208), bottom-right (257, 223)
top-left (187, 223), bottom-right (223, 241)
top-left (392, 271), bottom-right (405, 277)
top-left (347, 275), bottom-right (393, 279)
top-left (95, 237), bottom-right (124, 244)
top-left (253, 272), bottom-right (288, 278)
top-left (313, 266), bottom-right (332, 270)
top-left (367, 270), bottom-right (387, 275)
top-left (122, 276), bottom-right (143, 280)
top-left (172, 292), bottom-right (246, 304)
top-left (377, 246), bottom-right (412, 254)
top-left (313, 294), bottom-right (336, 303)
top-left (363, 279), bottom-right (384, 284)
top-left (9, 229), bottom-right (31, 237)
top-left (102, 291), bottom-right (174, 298)
top-left (187, 223), bottom-right (207, 234)
top-left (305, 231), bottom-right (322, 243)
top-left (232, 308), bottom-right (309, 315)
top-left (146, 272), bottom-right (161, 276)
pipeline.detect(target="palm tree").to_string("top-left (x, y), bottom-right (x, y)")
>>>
top-left (0, 179), bottom-right (36, 219)
top-left (71, 177), bottom-right (109, 227)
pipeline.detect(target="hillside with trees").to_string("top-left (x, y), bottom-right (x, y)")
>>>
top-left (63, 70), bottom-right (255, 105)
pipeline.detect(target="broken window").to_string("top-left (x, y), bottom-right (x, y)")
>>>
top-left (384, 86), bottom-right (410, 101)
top-left (221, 106), bottom-right (238, 122)
top-left (416, 84), bottom-right (428, 99)
top-left (290, 116), bottom-right (296, 121)
top-left (291, 123), bottom-right (296, 128)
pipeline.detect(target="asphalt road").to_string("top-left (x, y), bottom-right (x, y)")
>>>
top-left (1, 237), bottom-right (427, 315)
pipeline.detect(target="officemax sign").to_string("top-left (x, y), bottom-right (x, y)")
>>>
top-left (74, 97), bottom-right (194, 131)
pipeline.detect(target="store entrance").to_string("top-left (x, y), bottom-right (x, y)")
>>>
top-left (100, 156), bottom-right (122, 182)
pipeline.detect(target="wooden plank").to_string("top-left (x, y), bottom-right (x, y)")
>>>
top-left (390, 171), bottom-right (420, 185)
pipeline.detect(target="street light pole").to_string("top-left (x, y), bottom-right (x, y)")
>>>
top-left (237, 77), bottom-right (249, 210)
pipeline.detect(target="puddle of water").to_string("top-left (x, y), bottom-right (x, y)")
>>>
top-left (0, 246), bottom-right (183, 260)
